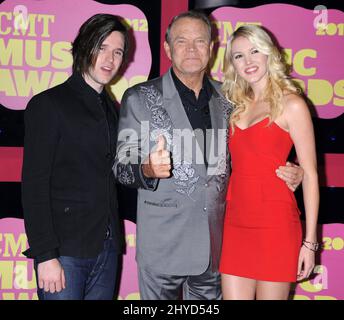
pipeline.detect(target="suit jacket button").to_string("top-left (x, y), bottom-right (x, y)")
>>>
top-left (203, 207), bottom-right (207, 212)
top-left (64, 207), bottom-right (70, 213)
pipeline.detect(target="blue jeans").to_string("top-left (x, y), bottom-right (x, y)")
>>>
top-left (36, 238), bottom-right (119, 300)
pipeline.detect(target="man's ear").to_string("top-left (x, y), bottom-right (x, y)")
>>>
top-left (164, 41), bottom-right (172, 60)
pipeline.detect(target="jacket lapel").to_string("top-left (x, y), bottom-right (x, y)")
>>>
top-left (162, 70), bottom-right (194, 134)
top-left (162, 70), bottom-right (209, 171)
top-left (207, 82), bottom-right (230, 176)
top-left (67, 74), bottom-right (105, 122)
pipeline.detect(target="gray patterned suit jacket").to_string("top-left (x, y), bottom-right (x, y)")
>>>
top-left (113, 69), bottom-right (234, 275)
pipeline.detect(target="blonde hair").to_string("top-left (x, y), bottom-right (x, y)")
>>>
top-left (221, 25), bottom-right (300, 132)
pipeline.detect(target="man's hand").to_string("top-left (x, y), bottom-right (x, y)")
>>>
top-left (142, 135), bottom-right (171, 179)
top-left (37, 258), bottom-right (66, 293)
top-left (276, 161), bottom-right (304, 191)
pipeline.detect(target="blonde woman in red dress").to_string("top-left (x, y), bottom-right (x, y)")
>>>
top-left (219, 25), bottom-right (319, 300)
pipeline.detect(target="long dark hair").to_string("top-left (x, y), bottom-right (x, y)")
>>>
top-left (72, 14), bottom-right (129, 74)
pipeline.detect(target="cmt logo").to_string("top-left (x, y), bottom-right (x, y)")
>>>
top-left (0, 233), bottom-right (28, 257)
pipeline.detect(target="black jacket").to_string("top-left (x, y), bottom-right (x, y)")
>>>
top-left (21, 73), bottom-right (124, 261)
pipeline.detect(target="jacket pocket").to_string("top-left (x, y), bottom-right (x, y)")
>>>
top-left (143, 200), bottom-right (178, 208)
top-left (51, 198), bottom-right (86, 238)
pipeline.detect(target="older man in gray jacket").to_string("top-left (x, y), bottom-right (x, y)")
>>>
top-left (113, 11), bottom-right (302, 300)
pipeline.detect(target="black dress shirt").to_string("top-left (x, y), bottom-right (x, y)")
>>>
top-left (171, 69), bottom-right (213, 166)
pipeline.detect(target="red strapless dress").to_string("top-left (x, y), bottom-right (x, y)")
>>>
top-left (219, 118), bottom-right (302, 282)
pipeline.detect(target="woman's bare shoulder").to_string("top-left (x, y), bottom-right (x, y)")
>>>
top-left (282, 92), bottom-right (308, 114)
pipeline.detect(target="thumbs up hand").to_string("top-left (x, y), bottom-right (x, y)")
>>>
top-left (142, 135), bottom-right (171, 179)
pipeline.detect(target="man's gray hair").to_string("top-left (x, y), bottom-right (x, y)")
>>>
top-left (165, 10), bottom-right (212, 44)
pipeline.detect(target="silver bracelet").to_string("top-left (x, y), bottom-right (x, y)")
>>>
top-left (302, 239), bottom-right (320, 252)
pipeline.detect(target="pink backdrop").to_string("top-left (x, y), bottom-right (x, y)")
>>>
top-left (210, 4), bottom-right (344, 119)
top-left (1, 219), bottom-right (343, 299)
top-left (0, 0), bottom-right (152, 109)
top-left (0, 2), bottom-right (343, 300)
